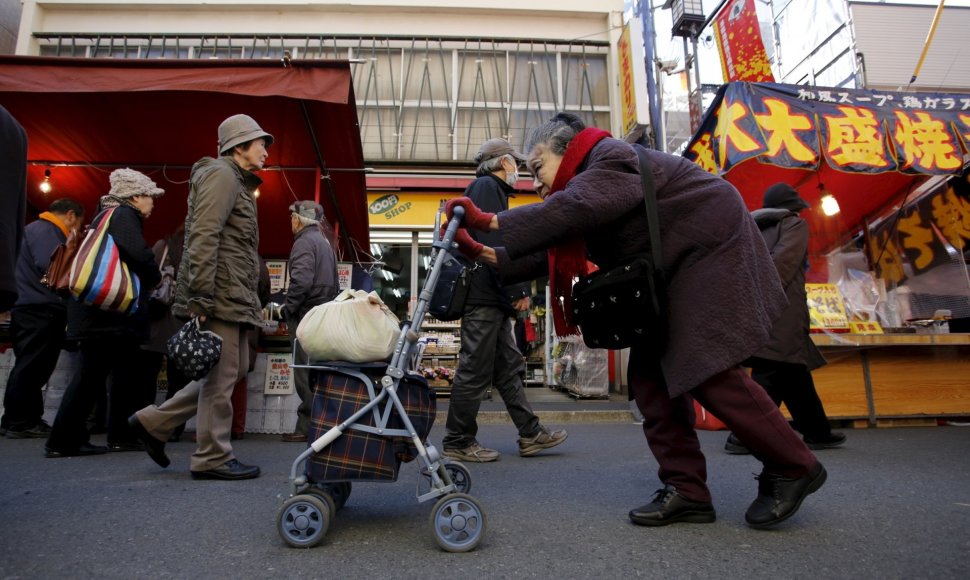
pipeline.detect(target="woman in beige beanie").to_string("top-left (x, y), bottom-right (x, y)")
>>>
top-left (46, 168), bottom-right (165, 457)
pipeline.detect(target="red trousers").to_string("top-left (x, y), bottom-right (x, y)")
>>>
top-left (631, 359), bottom-right (817, 504)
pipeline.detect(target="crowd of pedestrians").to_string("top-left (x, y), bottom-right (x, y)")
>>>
top-left (1, 109), bottom-right (839, 530)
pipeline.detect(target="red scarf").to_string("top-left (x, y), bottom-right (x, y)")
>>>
top-left (547, 128), bottom-right (611, 336)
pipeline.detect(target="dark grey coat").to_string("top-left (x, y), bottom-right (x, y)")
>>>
top-left (749, 208), bottom-right (826, 370)
top-left (285, 225), bottom-right (338, 320)
top-left (495, 138), bottom-right (787, 397)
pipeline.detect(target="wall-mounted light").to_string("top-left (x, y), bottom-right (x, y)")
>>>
top-left (253, 188), bottom-right (261, 198)
top-left (39, 168), bottom-right (52, 193)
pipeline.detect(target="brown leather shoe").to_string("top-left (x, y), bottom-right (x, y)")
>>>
top-left (281, 432), bottom-right (308, 443)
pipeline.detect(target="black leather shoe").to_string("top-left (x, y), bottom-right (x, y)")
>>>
top-left (127, 414), bottom-right (170, 468)
top-left (804, 432), bottom-right (846, 450)
top-left (745, 462), bottom-right (827, 528)
top-left (190, 459), bottom-right (261, 481)
top-left (629, 486), bottom-right (716, 526)
top-left (108, 441), bottom-right (146, 453)
top-left (45, 442), bottom-right (109, 458)
top-left (724, 433), bottom-right (750, 455)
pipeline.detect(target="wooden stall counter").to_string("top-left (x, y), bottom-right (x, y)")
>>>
top-left (808, 333), bottom-right (970, 426)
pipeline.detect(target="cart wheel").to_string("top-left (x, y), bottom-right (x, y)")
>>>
top-left (311, 482), bottom-right (352, 510)
top-left (428, 493), bottom-right (486, 552)
top-left (444, 462), bottom-right (472, 494)
top-left (305, 485), bottom-right (338, 516)
top-left (277, 494), bottom-right (330, 548)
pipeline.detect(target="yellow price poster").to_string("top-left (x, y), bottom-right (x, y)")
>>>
top-left (806, 283), bottom-right (850, 330)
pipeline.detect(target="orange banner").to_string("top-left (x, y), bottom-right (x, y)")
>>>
top-left (713, 0), bottom-right (775, 82)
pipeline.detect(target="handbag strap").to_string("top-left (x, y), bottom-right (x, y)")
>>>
top-left (634, 145), bottom-right (664, 285)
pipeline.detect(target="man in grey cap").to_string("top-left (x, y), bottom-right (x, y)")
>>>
top-left (441, 138), bottom-right (567, 462)
top-left (281, 200), bottom-right (339, 442)
top-left (724, 182), bottom-right (845, 455)
top-left (130, 113), bottom-right (272, 480)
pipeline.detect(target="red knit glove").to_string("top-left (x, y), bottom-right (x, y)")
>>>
top-left (444, 197), bottom-right (495, 232)
top-left (452, 228), bottom-right (484, 260)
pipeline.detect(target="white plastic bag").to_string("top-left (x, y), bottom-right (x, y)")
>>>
top-left (296, 289), bottom-right (401, 362)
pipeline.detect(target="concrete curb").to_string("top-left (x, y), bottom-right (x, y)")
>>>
top-left (435, 409), bottom-right (636, 425)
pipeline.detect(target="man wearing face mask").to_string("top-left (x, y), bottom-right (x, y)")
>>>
top-left (441, 139), bottom-right (568, 463)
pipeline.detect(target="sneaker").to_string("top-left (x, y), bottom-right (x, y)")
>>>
top-left (629, 486), bottom-right (716, 526)
top-left (804, 432), bottom-right (846, 450)
top-left (442, 442), bottom-right (500, 463)
top-left (5, 420), bottom-right (52, 439)
top-left (518, 427), bottom-right (568, 457)
top-left (724, 433), bottom-right (750, 455)
top-left (745, 462), bottom-right (827, 528)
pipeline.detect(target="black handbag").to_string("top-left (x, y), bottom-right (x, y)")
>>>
top-left (427, 252), bottom-right (474, 322)
top-left (571, 146), bottom-right (666, 350)
top-left (167, 317), bottom-right (223, 381)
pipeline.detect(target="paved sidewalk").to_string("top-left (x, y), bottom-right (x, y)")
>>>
top-left (1, 421), bottom-right (968, 578)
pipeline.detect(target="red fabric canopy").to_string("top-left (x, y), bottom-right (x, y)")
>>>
top-left (0, 56), bottom-right (369, 260)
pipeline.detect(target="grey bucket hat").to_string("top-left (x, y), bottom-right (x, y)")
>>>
top-left (218, 114), bottom-right (274, 155)
top-left (474, 138), bottom-right (526, 164)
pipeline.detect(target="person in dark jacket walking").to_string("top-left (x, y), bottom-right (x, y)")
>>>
top-left (442, 138), bottom-right (567, 463)
top-left (724, 183), bottom-right (845, 454)
top-left (2, 198), bottom-right (84, 438)
top-left (129, 114), bottom-right (271, 481)
top-left (45, 170), bottom-right (162, 457)
top-left (446, 113), bottom-right (827, 529)
top-left (281, 200), bottom-right (339, 443)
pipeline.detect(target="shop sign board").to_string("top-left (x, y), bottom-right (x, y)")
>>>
top-left (263, 353), bottom-right (294, 395)
top-left (367, 192), bottom-right (540, 228)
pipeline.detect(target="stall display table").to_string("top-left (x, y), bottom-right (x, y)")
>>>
top-left (809, 333), bottom-right (970, 426)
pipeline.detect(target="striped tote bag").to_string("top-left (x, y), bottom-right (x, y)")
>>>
top-left (69, 207), bottom-right (141, 314)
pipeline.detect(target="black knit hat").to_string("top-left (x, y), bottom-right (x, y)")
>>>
top-left (763, 182), bottom-right (810, 211)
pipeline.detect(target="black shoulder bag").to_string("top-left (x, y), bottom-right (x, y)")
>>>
top-left (570, 146), bottom-right (667, 350)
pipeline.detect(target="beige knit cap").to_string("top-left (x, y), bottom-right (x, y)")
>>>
top-left (108, 168), bottom-right (165, 199)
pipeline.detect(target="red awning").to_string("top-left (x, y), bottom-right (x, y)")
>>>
top-left (0, 56), bottom-right (369, 260)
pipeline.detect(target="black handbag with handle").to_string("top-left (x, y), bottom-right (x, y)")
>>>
top-left (571, 146), bottom-right (667, 350)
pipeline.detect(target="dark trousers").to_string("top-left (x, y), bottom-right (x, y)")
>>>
top-left (750, 360), bottom-right (832, 441)
top-left (287, 314), bottom-right (312, 436)
top-left (443, 305), bottom-right (540, 449)
top-left (47, 337), bottom-right (154, 450)
top-left (630, 356), bottom-right (817, 504)
top-left (162, 352), bottom-right (192, 438)
top-left (2, 305), bottom-right (66, 430)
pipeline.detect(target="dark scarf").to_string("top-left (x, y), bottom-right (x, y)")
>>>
top-left (547, 127), bottom-right (611, 337)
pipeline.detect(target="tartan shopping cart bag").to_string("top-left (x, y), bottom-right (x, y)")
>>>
top-left (306, 364), bottom-right (436, 482)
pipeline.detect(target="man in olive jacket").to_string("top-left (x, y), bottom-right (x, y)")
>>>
top-left (130, 114), bottom-right (272, 481)
top-left (281, 200), bottom-right (339, 442)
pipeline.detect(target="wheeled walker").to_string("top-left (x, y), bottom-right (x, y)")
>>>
top-left (275, 207), bottom-right (485, 552)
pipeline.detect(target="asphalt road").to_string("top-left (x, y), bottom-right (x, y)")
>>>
top-left (1, 421), bottom-right (968, 579)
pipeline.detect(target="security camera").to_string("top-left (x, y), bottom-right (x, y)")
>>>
top-left (657, 59), bottom-right (679, 74)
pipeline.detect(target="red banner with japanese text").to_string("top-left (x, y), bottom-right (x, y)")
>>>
top-left (682, 82), bottom-right (970, 256)
top-left (713, 0), bottom-right (775, 82)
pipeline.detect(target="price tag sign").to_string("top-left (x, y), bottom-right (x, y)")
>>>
top-left (849, 321), bottom-right (884, 335)
top-left (265, 260), bottom-right (288, 293)
top-left (263, 353), bottom-right (294, 395)
top-left (806, 283), bottom-right (850, 330)
top-left (337, 262), bottom-right (353, 290)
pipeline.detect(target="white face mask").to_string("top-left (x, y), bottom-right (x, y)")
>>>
top-left (504, 168), bottom-right (519, 188)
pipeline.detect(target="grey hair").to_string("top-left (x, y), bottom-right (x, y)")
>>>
top-left (524, 112), bottom-right (587, 157)
top-left (475, 153), bottom-right (514, 178)
top-left (294, 214), bottom-right (317, 229)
